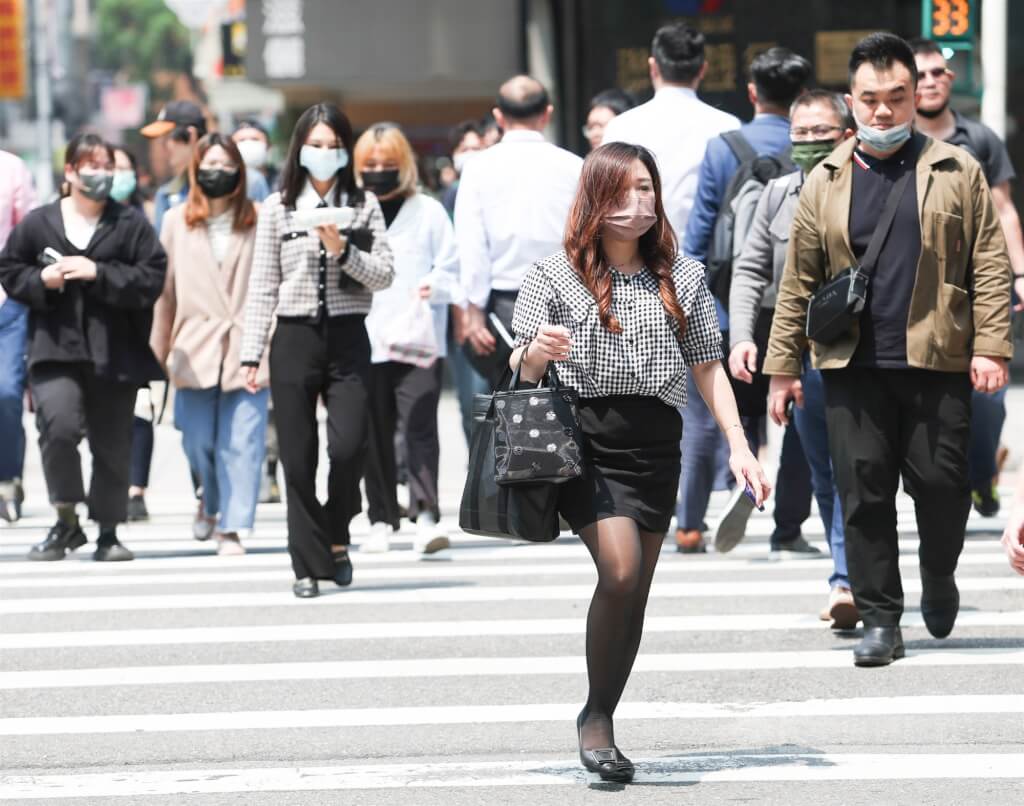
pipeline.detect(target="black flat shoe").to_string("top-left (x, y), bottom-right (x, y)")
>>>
top-left (576, 710), bottom-right (635, 783)
top-left (28, 521), bottom-right (87, 561)
top-left (293, 577), bottom-right (319, 598)
top-left (333, 551), bottom-right (353, 587)
top-left (920, 569), bottom-right (959, 639)
top-left (853, 625), bottom-right (905, 667)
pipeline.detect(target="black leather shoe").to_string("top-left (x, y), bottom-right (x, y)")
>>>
top-left (576, 710), bottom-right (635, 783)
top-left (293, 577), bottom-right (319, 598)
top-left (920, 570), bottom-right (959, 639)
top-left (853, 625), bottom-right (905, 667)
top-left (27, 521), bottom-right (87, 561)
top-left (126, 495), bottom-right (149, 522)
top-left (333, 551), bottom-right (353, 587)
top-left (94, 536), bottom-right (134, 562)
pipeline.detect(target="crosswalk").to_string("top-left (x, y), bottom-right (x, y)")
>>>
top-left (1, 487), bottom-right (1023, 802)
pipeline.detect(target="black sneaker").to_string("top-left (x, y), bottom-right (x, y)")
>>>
top-left (971, 485), bottom-right (1000, 518)
top-left (28, 521), bottom-right (88, 561)
top-left (94, 535), bottom-right (134, 562)
top-left (769, 535), bottom-right (823, 559)
top-left (126, 495), bottom-right (149, 522)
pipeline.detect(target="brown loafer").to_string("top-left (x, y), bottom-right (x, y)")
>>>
top-left (675, 528), bottom-right (707, 554)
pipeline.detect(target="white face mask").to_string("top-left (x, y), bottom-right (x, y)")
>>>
top-left (300, 145), bottom-right (349, 182)
top-left (236, 139), bottom-right (268, 169)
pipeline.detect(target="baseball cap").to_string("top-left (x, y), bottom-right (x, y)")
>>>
top-left (140, 101), bottom-right (207, 139)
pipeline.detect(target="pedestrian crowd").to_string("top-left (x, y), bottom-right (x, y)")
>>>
top-left (1, 22), bottom-right (1024, 785)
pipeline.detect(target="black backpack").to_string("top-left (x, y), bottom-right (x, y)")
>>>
top-left (706, 130), bottom-right (795, 305)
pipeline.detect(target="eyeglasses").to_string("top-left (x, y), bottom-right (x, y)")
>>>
top-left (789, 125), bottom-right (842, 138)
top-left (917, 67), bottom-right (951, 81)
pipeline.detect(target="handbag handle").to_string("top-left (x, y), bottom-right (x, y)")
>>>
top-left (508, 342), bottom-right (561, 391)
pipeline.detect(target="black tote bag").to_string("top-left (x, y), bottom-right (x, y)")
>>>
top-left (459, 393), bottom-right (560, 542)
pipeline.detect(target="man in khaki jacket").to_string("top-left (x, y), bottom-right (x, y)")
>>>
top-left (764, 33), bottom-right (1013, 667)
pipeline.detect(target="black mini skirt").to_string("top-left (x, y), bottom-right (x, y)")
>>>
top-left (557, 395), bottom-right (682, 535)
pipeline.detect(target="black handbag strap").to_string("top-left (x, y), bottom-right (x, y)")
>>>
top-left (858, 169), bottom-right (913, 279)
top-left (508, 347), bottom-right (560, 391)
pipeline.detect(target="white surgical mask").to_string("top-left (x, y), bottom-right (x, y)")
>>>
top-left (300, 145), bottom-right (349, 182)
top-left (853, 109), bottom-right (913, 153)
top-left (236, 139), bottom-right (268, 169)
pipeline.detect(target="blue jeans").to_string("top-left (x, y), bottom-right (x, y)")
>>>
top-left (175, 386), bottom-right (269, 531)
top-left (446, 329), bottom-right (490, 447)
top-left (793, 357), bottom-right (848, 589)
top-left (0, 300), bottom-right (28, 482)
top-left (967, 386), bottom-right (1007, 490)
top-left (676, 372), bottom-right (729, 530)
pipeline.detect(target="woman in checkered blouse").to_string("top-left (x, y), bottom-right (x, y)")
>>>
top-left (510, 142), bottom-right (770, 783)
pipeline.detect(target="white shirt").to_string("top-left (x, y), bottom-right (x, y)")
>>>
top-left (61, 202), bottom-right (99, 251)
top-left (602, 86), bottom-right (740, 243)
top-left (207, 212), bottom-right (233, 264)
top-left (365, 193), bottom-right (461, 364)
top-left (454, 129), bottom-right (582, 309)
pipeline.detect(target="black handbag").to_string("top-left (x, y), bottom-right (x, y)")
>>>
top-left (806, 170), bottom-right (912, 345)
top-left (492, 355), bottom-right (584, 486)
top-left (458, 391), bottom-right (560, 542)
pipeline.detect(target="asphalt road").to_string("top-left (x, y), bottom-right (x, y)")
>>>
top-left (1, 391), bottom-right (1023, 805)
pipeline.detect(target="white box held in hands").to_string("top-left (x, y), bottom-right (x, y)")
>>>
top-left (291, 206), bottom-right (356, 230)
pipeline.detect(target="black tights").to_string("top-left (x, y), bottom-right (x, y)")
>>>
top-left (578, 516), bottom-right (663, 750)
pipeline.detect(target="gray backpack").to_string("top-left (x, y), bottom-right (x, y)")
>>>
top-left (706, 130), bottom-right (794, 305)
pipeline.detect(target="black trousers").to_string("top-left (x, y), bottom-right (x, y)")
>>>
top-left (770, 423), bottom-right (813, 546)
top-left (823, 367), bottom-right (972, 626)
top-left (270, 317), bottom-right (370, 580)
top-left (365, 360), bottom-right (443, 528)
top-left (30, 362), bottom-right (137, 525)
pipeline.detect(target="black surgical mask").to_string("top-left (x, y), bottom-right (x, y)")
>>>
top-left (196, 168), bottom-right (240, 199)
top-left (361, 169), bottom-right (401, 197)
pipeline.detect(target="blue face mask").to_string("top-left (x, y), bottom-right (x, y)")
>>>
top-left (853, 109), bottom-right (913, 153)
top-left (299, 145), bottom-right (349, 182)
top-left (110, 170), bottom-right (137, 202)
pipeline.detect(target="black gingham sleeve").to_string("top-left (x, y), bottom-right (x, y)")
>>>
top-left (675, 257), bottom-right (723, 367)
top-left (511, 263), bottom-right (555, 348)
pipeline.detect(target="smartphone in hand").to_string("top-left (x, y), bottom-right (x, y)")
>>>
top-left (743, 481), bottom-right (765, 512)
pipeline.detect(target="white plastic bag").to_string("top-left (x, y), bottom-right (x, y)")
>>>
top-left (383, 295), bottom-right (439, 368)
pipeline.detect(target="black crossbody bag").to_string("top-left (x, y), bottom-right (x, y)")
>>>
top-left (805, 170), bottom-right (912, 345)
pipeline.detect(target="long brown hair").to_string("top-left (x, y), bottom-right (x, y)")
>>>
top-left (563, 142), bottom-right (686, 337)
top-left (184, 133), bottom-right (255, 231)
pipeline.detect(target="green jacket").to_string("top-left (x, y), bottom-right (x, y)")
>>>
top-left (764, 135), bottom-right (1013, 376)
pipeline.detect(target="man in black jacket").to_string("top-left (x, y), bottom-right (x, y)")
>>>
top-left (0, 134), bottom-right (166, 562)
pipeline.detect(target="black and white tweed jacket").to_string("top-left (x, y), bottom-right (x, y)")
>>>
top-left (240, 191), bottom-right (394, 364)
top-left (511, 251), bottom-right (722, 407)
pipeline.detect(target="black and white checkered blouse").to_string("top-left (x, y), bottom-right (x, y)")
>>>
top-left (511, 251), bottom-right (723, 407)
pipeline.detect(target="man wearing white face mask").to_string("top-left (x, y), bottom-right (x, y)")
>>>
top-left (765, 33), bottom-right (1013, 667)
top-left (233, 120), bottom-right (278, 195)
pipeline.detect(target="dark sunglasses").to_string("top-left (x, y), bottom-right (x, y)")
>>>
top-left (917, 67), bottom-right (950, 80)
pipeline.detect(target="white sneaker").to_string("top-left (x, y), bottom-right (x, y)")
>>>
top-left (362, 522), bottom-right (392, 553)
top-left (414, 513), bottom-right (450, 556)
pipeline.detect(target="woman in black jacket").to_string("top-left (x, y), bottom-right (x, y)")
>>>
top-left (0, 133), bottom-right (167, 562)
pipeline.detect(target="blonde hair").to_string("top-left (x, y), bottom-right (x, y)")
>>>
top-left (353, 123), bottom-right (419, 198)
